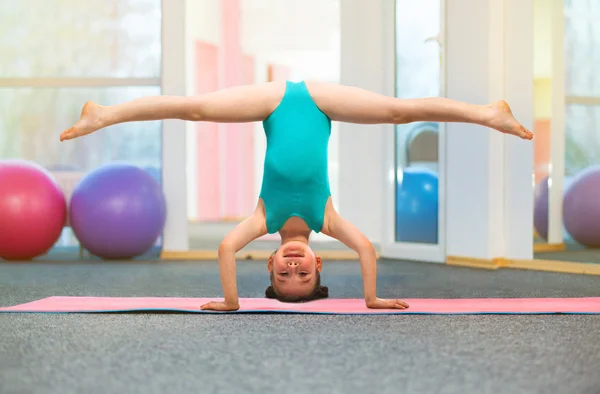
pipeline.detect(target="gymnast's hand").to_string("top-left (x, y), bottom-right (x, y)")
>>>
top-left (200, 301), bottom-right (240, 312)
top-left (366, 298), bottom-right (409, 310)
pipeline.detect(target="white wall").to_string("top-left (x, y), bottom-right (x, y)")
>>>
top-left (178, 0), bottom-right (535, 258)
top-left (162, 0), bottom-right (189, 251)
top-left (445, 0), bottom-right (496, 259)
top-left (446, 0), bottom-right (534, 260)
top-left (534, 0), bottom-right (552, 79)
top-left (547, 0), bottom-right (565, 245)
top-left (504, 0), bottom-right (534, 258)
top-left (332, 0), bottom-right (536, 259)
top-left (338, 0), bottom-right (388, 243)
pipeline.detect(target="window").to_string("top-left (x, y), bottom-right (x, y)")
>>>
top-left (564, 0), bottom-right (600, 176)
top-left (0, 0), bottom-right (162, 250)
top-left (394, 0), bottom-right (442, 244)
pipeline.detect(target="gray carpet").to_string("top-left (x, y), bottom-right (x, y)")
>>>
top-left (535, 245), bottom-right (600, 264)
top-left (534, 237), bottom-right (600, 264)
top-left (1, 259), bottom-right (600, 394)
top-left (189, 237), bottom-right (357, 251)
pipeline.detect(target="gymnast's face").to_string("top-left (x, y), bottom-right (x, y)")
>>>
top-left (268, 241), bottom-right (322, 297)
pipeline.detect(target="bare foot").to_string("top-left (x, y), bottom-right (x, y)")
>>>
top-left (486, 100), bottom-right (533, 140)
top-left (60, 101), bottom-right (106, 142)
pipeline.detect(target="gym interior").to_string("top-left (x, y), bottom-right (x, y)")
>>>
top-left (1, 1), bottom-right (599, 393)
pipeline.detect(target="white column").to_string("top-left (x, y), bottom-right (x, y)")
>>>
top-left (504, 0), bottom-right (535, 258)
top-left (338, 0), bottom-right (389, 244)
top-left (161, 0), bottom-right (189, 251)
top-left (547, 0), bottom-right (565, 244)
top-left (446, 0), bottom-right (534, 260)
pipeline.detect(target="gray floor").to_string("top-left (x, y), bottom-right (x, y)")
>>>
top-left (535, 248), bottom-right (600, 264)
top-left (190, 238), bottom-right (357, 251)
top-left (187, 221), bottom-right (362, 251)
top-left (534, 235), bottom-right (600, 264)
top-left (535, 241), bottom-right (600, 264)
top-left (1, 259), bottom-right (600, 394)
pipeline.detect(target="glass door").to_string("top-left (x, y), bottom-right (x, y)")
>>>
top-left (381, 0), bottom-right (446, 262)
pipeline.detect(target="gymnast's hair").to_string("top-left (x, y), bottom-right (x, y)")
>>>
top-left (265, 250), bottom-right (329, 302)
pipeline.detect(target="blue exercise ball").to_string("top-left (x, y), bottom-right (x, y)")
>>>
top-left (70, 163), bottom-right (166, 259)
top-left (395, 167), bottom-right (438, 244)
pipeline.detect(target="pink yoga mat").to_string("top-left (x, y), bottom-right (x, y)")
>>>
top-left (1, 296), bottom-right (599, 314)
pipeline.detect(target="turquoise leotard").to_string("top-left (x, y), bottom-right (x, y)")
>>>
top-left (259, 80), bottom-right (331, 234)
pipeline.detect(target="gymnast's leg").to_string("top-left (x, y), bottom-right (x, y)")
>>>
top-left (60, 81), bottom-right (286, 141)
top-left (306, 81), bottom-right (533, 140)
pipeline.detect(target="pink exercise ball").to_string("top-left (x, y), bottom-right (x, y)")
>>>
top-left (563, 165), bottom-right (600, 247)
top-left (0, 160), bottom-right (67, 260)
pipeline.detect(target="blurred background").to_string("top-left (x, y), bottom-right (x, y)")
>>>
top-left (532, 0), bottom-right (600, 263)
top-left (1, 0), bottom-right (599, 266)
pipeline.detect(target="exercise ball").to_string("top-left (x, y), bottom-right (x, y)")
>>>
top-left (533, 177), bottom-right (550, 240)
top-left (0, 160), bottom-right (66, 260)
top-left (563, 166), bottom-right (600, 247)
top-left (395, 167), bottom-right (438, 244)
top-left (533, 175), bottom-right (573, 241)
top-left (70, 163), bottom-right (166, 259)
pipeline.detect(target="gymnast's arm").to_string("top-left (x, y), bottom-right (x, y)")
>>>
top-left (200, 209), bottom-right (268, 311)
top-left (323, 210), bottom-right (409, 310)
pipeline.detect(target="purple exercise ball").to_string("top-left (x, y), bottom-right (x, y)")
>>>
top-left (563, 166), bottom-right (600, 247)
top-left (534, 175), bottom-right (574, 242)
top-left (533, 177), bottom-right (550, 240)
top-left (70, 163), bottom-right (166, 259)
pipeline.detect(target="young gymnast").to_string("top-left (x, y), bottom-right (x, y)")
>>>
top-left (60, 80), bottom-right (533, 311)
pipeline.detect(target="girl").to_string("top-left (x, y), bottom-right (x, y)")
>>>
top-left (60, 80), bottom-right (533, 311)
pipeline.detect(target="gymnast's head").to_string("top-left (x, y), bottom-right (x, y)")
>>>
top-left (265, 241), bottom-right (329, 302)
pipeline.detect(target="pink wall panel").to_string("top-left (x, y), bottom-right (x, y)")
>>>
top-left (267, 64), bottom-right (291, 82)
top-left (195, 41), bottom-right (220, 221)
top-left (220, 0), bottom-right (255, 219)
top-left (533, 119), bottom-right (551, 185)
top-left (193, 0), bottom-right (258, 221)
top-left (221, 0), bottom-right (241, 219)
top-left (238, 54), bottom-right (256, 216)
